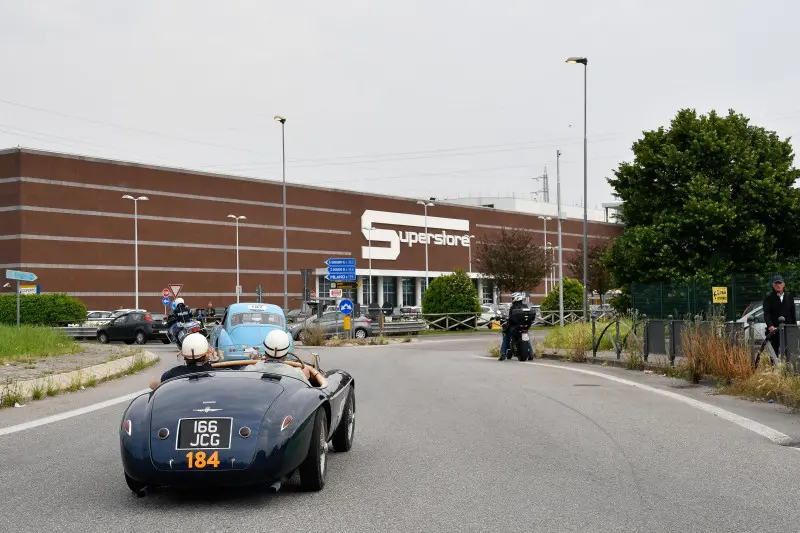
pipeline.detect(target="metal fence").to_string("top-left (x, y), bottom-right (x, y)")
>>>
top-left (631, 270), bottom-right (800, 320)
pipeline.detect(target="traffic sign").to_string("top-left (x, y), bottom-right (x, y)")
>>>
top-left (338, 299), bottom-right (354, 315)
top-left (171, 301), bottom-right (177, 310)
top-left (326, 266), bottom-right (356, 273)
top-left (381, 302), bottom-right (393, 316)
top-left (6, 269), bottom-right (37, 282)
top-left (326, 273), bottom-right (357, 281)
top-left (162, 288), bottom-right (170, 298)
top-left (169, 284), bottom-right (182, 298)
top-left (325, 258), bottom-right (356, 267)
top-left (329, 289), bottom-right (343, 298)
top-left (19, 285), bottom-right (39, 295)
top-left (331, 281), bottom-right (361, 289)
top-left (162, 296), bottom-right (170, 306)
top-left (343, 315), bottom-right (351, 330)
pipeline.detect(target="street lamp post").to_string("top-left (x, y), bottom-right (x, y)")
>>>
top-left (122, 195), bottom-right (148, 309)
top-left (557, 149), bottom-right (564, 327)
top-left (538, 216), bottom-right (552, 294)
top-left (416, 200), bottom-right (434, 295)
top-left (274, 115), bottom-right (288, 312)
top-left (228, 215), bottom-right (246, 303)
top-left (362, 226), bottom-right (376, 305)
top-left (566, 55), bottom-right (589, 321)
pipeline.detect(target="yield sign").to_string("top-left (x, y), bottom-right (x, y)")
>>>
top-left (168, 284), bottom-right (183, 298)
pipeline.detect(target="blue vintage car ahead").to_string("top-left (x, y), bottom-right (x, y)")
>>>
top-left (208, 303), bottom-right (294, 361)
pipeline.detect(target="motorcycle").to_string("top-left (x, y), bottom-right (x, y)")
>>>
top-left (503, 306), bottom-right (535, 361)
top-left (166, 319), bottom-right (204, 349)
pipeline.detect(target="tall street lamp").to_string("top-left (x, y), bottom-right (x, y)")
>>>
top-left (362, 226), bottom-right (376, 305)
top-left (566, 55), bottom-right (589, 320)
top-left (274, 115), bottom-right (288, 312)
top-left (467, 234), bottom-right (475, 274)
top-left (556, 149), bottom-right (564, 327)
top-left (122, 195), bottom-right (148, 309)
top-left (538, 215), bottom-right (552, 294)
top-left (228, 215), bottom-right (246, 303)
top-left (416, 200), bottom-right (434, 295)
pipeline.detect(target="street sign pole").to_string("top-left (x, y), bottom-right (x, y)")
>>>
top-left (16, 280), bottom-right (20, 327)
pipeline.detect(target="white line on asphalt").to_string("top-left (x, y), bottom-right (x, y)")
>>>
top-left (0, 389), bottom-right (149, 437)
top-left (527, 362), bottom-right (795, 446)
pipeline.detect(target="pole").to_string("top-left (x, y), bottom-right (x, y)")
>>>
top-left (16, 280), bottom-right (20, 327)
top-left (368, 229), bottom-right (373, 305)
top-left (468, 240), bottom-right (472, 274)
top-left (235, 218), bottom-right (240, 303)
top-left (582, 62), bottom-right (589, 321)
top-left (542, 218), bottom-right (548, 294)
top-left (557, 149), bottom-right (564, 327)
top-left (281, 121), bottom-right (288, 312)
top-left (134, 199), bottom-right (139, 310)
top-left (424, 204), bottom-right (429, 295)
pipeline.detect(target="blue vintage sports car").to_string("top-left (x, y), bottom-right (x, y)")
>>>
top-left (208, 303), bottom-right (295, 361)
top-left (120, 351), bottom-right (355, 495)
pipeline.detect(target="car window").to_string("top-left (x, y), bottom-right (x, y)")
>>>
top-left (87, 312), bottom-right (99, 319)
top-left (229, 312), bottom-right (285, 328)
top-left (114, 314), bottom-right (130, 324)
top-left (131, 312), bottom-right (145, 322)
top-left (320, 312), bottom-right (339, 323)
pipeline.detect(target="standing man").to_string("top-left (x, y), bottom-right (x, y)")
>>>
top-left (762, 275), bottom-right (796, 359)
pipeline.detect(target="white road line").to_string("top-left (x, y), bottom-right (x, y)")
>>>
top-left (0, 389), bottom-right (149, 437)
top-left (525, 362), bottom-right (795, 446)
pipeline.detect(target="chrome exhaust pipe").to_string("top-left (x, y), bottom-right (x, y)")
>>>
top-left (267, 480), bottom-right (281, 493)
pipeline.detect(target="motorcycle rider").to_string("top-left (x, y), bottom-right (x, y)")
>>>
top-left (245, 329), bottom-right (322, 386)
top-left (499, 292), bottom-right (534, 361)
top-left (166, 297), bottom-right (192, 327)
top-left (149, 332), bottom-right (216, 389)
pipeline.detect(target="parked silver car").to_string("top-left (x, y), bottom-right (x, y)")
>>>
top-left (736, 298), bottom-right (800, 341)
top-left (289, 311), bottom-right (374, 340)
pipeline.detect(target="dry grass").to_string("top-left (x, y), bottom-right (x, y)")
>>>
top-left (299, 327), bottom-right (326, 346)
top-left (722, 360), bottom-right (800, 408)
top-left (680, 323), bottom-right (753, 383)
top-left (565, 324), bottom-right (590, 362)
top-left (488, 341), bottom-right (501, 358)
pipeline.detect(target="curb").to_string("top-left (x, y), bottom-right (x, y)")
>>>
top-left (8, 351), bottom-right (160, 400)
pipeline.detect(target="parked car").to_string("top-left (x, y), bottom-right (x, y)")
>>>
top-left (478, 305), bottom-right (501, 328)
top-left (736, 298), bottom-right (800, 341)
top-left (289, 311), bottom-right (373, 340)
top-left (208, 303), bottom-right (294, 360)
top-left (97, 311), bottom-right (170, 345)
top-left (85, 310), bottom-right (114, 326)
top-left (286, 308), bottom-right (312, 324)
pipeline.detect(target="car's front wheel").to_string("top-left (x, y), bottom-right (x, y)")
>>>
top-left (124, 473), bottom-right (145, 494)
top-left (354, 328), bottom-right (367, 339)
top-left (135, 331), bottom-right (147, 345)
top-left (299, 408), bottom-right (328, 491)
top-left (97, 331), bottom-right (109, 344)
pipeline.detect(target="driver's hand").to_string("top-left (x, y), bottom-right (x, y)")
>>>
top-left (302, 366), bottom-right (312, 379)
top-left (769, 326), bottom-right (776, 332)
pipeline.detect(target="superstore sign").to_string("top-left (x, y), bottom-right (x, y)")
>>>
top-left (360, 209), bottom-right (471, 261)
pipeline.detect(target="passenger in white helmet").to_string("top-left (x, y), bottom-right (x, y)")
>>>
top-left (244, 329), bottom-right (321, 386)
top-left (149, 333), bottom-right (216, 389)
top-left (500, 292), bottom-right (534, 361)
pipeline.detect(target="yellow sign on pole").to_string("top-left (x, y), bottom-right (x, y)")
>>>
top-left (712, 287), bottom-right (728, 304)
top-left (343, 315), bottom-right (351, 330)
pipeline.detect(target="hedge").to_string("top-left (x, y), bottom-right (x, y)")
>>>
top-left (0, 293), bottom-right (87, 326)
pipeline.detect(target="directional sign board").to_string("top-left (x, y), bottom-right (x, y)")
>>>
top-left (325, 258), bottom-right (356, 267)
top-left (6, 270), bottom-right (37, 282)
top-left (162, 296), bottom-right (170, 306)
top-left (338, 298), bottom-right (354, 316)
top-left (327, 273), bottom-right (357, 281)
top-left (171, 301), bottom-right (177, 310)
top-left (331, 281), bottom-right (361, 290)
top-left (169, 284), bottom-right (182, 298)
top-left (162, 288), bottom-right (170, 297)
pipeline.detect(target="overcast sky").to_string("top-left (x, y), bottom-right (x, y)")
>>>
top-left (1, 0), bottom-right (798, 210)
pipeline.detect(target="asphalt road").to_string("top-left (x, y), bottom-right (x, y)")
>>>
top-left (2, 336), bottom-right (800, 533)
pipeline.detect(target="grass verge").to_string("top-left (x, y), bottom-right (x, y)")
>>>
top-left (0, 325), bottom-right (82, 362)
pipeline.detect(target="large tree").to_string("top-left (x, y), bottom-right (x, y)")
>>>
top-left (475, 227), bottom-right (549, 292)
top-left (607, 108), bottom-right (800, 286)
top-left (566, 238), bottom-right (614, 295)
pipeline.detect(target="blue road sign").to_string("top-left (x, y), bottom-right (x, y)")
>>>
top-left (326, 258), bottom-right (356, 267)
top-left (326, 273), bottom-right (357, 281)
top-left (6, 269), bottom-right (37, 282)
top-left (338, 299), bottom-right (354, 315)
top-left (171, 301), bottom-right (177, 310)
top-left (326, 266), bottom-right (357, 274)
top-left (162, 296), bottom-right (170, 306)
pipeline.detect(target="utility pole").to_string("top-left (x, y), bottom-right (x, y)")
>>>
top-left (531, 167), bottom-right (550, 202)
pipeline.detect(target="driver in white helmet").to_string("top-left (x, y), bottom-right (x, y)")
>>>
top-left (244, 330), bottom-right (317, 385)
top-left (149, 333), bottom-right (215, 389)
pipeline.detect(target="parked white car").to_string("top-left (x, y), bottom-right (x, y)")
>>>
top-left (736, 299), bottom-right (800, 341)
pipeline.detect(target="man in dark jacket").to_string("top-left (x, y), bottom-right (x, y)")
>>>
top-left (762, 275), bottom-right (797, 358)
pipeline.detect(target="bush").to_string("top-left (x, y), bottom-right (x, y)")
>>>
top-left (544, 322), bottom-right (613, 351)
top-left (540, 277), bottom-right (583, 313)
top-left (0, 293), bottom-right (87, 326)
top-left (299, 326), bottom-right (326, 346)
top-left (680, 321), bottom-right (753, 383)
top-left (422, 269), bottom-right (481, 329)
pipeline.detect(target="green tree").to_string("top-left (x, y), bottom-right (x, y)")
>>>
top-left (474, 227), bottom-right (549, 292)
top-left (540, 278), bottom-right (584, 312)
top-left (567, 238), bottom-right (614, 295)
top-left (607, 109), bottom-right (800, 286)
top-left (422, 269), bottom-right (481, 317)
top-left (0, 293), bottom-right (87, 326)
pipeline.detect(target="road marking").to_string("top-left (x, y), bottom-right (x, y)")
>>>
top-left (525, 362), bottom-right (794, 446)
top-left (0, 389), bottom-right (149, 437)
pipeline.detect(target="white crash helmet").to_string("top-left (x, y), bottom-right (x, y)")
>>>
top-left (181, 333), bottom-right (209, 360)
top-left (263, 329), bottom-right (291, 359)
top-left (511, 292), bottom-right (525, 303)
top-left (174, 297), bottom-right (185, 306)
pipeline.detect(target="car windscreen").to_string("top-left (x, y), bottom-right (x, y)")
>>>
top-left (229, 312), bottom-right (285, 328)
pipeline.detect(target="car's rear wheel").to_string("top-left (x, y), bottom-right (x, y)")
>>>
top-left (135, 331), bottom-right (147, 345)
top-left (97, 332), bottom-right (109, 344)
top-left (299, 408), bottom-right (328, 491)
top-left (354, 328), bottom-right (367, 339)
top-left (331, 388), bottom-right (355, 452)
top-left (124, 473), bottom-right (145, 494)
